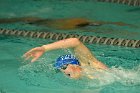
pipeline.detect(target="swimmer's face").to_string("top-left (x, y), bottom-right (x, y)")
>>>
top-left (61, 64), bottom-right (82, 79)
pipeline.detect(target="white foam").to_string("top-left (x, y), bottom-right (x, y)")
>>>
top-left (87, 65), bottom-right (140, 87)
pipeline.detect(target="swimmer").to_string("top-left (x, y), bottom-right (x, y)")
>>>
top-left (23, 38), bottom-right (108, 79)
top-left (0, 17), bottom-right (135, 30)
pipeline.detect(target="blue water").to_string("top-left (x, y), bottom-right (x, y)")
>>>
top-left (0, 36), bottom-right (140, 93)
top-left (0, 0), bottom-right (140, 39)
top-left (0, 0), bottom-right (140, 93)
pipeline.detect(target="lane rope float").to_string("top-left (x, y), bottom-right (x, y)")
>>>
top-left (0, 28), bottom-right (140, 48)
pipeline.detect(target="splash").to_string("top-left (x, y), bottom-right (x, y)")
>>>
top-left (18, 58), bottom-right (56, 87)
top-left (18, 53), bottom-right (140, 88)
top-left (18, 57), bottom-right (89, 88)
top-left (86, 65), bottom-right (140, 87)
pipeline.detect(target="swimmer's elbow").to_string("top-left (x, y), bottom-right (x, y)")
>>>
top-left (69, 38), bottom-right (81, 46)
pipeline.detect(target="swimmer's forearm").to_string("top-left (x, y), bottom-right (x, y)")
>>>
top-left (41, 38), bottom-right (107, 69)
top-left (41, 38), bottom-right (81, 51)
top-left (41, 38), bottom-right (97, 61)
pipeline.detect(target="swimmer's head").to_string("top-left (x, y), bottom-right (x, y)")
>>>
top-left (54, 54), bottom-right (82, 79)
top-left (61, 64), bottom-right (82, 79)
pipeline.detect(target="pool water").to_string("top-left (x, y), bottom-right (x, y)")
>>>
top-left (0, 0), bottom-right (140, 39)
top-left (0, 35), bottom-right (140, 93)
top-left (0, 0), bottom-right (140, 93)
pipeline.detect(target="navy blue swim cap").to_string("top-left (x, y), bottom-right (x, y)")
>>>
top-left (54, 54), bottom-right (80, 69)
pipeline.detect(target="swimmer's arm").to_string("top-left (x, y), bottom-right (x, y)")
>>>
top-left (42, 38), bottom-right (82, 51)
top-left (73, 39), bottom-right (108, 70)
top-left (42, 38), bottom-right (107, 69)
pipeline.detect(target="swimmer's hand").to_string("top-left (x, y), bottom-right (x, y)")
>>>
top-left (23, 47), bottom-right (46, 62)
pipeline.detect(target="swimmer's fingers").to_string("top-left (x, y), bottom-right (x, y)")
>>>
top-left (23, 53), bottom-right (39, 62)
top-left (23, 47), bottom-right (40, 57)
top-left (23, 52), bottom-right (33, 59)
top-left (22, 53), bottom-right (33, 61)
top-left (25, 55), bottom-right (32, 60)
top-left (23, 47), bottom-right (45, 62)
top-left (31, 56), bottom-right (40, 62)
